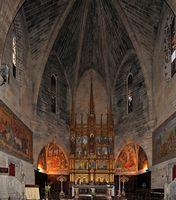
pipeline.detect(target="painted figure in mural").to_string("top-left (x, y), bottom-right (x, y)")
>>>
top-left (160, 128), bottom-right (176, 158)
top-left (0, 102), bottom-right (32, 162)
top-left (117, 145), bottom-right (136, 171)
top-left (89, 161), bottom-right (96, 169)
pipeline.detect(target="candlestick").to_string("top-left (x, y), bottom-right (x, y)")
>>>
top-left (117, 175), bottom-right (121, 197)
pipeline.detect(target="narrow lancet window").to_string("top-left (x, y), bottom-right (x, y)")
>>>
top-left (127, 74), bottom-right (133, 113)
top-left (12, 36), bottom-right (17, 78)
top-left (171, 17), bottom-right (176, 77)
top-left (51, 75), bottom-right (57, 113)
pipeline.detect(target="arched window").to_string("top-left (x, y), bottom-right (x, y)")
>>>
top-left (164, 14), bottom-right (176, 79)
top-left (171, 17), bottom-right (176, 77)
top-left (51, 75), bottom-right (57, 113)
top-left (127, 74), bottom-right (133, 113)
top-left (12, 36), bottom-right (17, 78)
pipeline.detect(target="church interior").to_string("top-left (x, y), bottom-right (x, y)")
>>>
top-left (0, 0), bottom-right (176, 199)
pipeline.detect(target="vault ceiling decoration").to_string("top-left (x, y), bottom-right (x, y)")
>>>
top-left (22, 0), bottom-right (164, 93)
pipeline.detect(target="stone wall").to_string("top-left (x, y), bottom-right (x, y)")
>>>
top-left (0, 9), bottom-right (35, 193)
top-left (113, 54), bottom-right (152, 165)
top-left (34, 53), bottom-right (70, 167)
top-left (37, 53), bottom-right (69, 122)
top-left (0, 151), bottom-right (34, 199)
top-left (75, 69), bottom-right (107, 123)
top-left (151, 157), bottom-right (176, 189)
top-left (0, 8), bottom-right (33, 127)
top-left (151, 5), bottom-right (176, 188)
top-left (153, 6), bottom-right (176, 127)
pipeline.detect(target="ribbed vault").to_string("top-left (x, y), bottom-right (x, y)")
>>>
top-left (0, 0), bottom-right (167, 110)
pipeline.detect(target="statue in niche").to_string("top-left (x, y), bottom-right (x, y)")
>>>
top-left (89, 133), bottom-right (95, 154)
top-left (70, 136), bottom-right (75, 154)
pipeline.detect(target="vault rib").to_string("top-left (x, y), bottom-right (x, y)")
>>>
top-left (72, 0), bottom-right (90, 98)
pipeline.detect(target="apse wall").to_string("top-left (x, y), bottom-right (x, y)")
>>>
top-left (153, 5), bottom-right (176, 127)
top-left (35, 53), bottom-right (70, 167)
top-left (0, 9), bottom-right (33, 127)
top-left (113, 54), bottom-right (151, 167)
top-left (0, 151), bottom-right (34, 198)
top-left (151, 5), bottom-right (176, 188)
top-left (75, 69), bottom-right (107, 123)
top-left (0, 7), bottom-right (35, 195)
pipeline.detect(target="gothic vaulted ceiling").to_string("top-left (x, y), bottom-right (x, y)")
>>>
top-left (22, 0), bottom-right (164, 94)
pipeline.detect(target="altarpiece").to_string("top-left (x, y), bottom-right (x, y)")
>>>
top-left (69, 80), bottom-right (114, 185)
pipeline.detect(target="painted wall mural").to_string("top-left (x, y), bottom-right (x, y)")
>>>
top-left (115, 143), bottom-right (148, 175)
top-left (0, 100), bottom-right (33, 162)
top-left (38, 141), bottom-right (69, 175)
top-left (153, 112), bottom-right (176, 165)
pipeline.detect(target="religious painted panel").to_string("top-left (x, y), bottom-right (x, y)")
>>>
top-left (38, 142), bottom-right (69, 174)
top-left (46, 142), bottom-right (69, 174)
top-left (75, 160), bottom-right (88, 170)
top-left (153, 112), bottom-right (176, 165)
top-left (116, 143), bottom-right (137, 173)
top-left (97, 160), bottom-right (108, 170)
top-left (0, 100), bottom-right (33, 162)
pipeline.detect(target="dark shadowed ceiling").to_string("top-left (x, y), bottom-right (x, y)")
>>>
top-left (22, 0), bottom-right (164, 91)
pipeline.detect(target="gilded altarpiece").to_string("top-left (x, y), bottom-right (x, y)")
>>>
top-left (69, 82), bottom-right (114, 184)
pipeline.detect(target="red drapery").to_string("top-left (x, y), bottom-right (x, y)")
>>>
top-left (172, 165), bottom-right (176, 180)
top-left (9, 163), bottom-right (15, 176)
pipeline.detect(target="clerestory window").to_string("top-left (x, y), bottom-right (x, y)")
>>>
top-left (127, 74), bottom-right (133, 114)
top-left (51, 75), bottom-right (57, 113)
top-left (12, 36), bottom-right (17, 78)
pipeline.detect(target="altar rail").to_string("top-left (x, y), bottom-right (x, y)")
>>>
top-left (72, 184), bottom-right (114, 199)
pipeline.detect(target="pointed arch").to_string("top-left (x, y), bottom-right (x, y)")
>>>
top-left (37, 141), bottom-right (69, 175)
top-left (75, 69), bottom-right (107, 123)
top-left (0, 0), bottom-right (25, 64)
top-left (32, 1), bottom-right (76, 107)
top-left (51, 74), bottom-right (57, 113)
top-left (115, 143), bottom-right (149, 175)
top-left (127, 73), bottom-right (133, 114)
